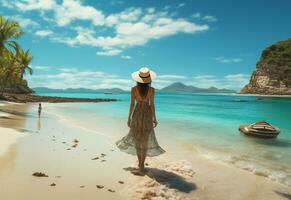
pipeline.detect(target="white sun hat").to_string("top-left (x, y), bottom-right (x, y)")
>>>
top-left (131, 67), bottom-right (157, 83)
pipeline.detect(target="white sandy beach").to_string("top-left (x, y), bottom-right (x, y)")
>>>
top-left (0, 101), bottom-right (290, 200)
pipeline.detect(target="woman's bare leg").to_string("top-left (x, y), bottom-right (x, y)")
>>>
top-left (137, 152), bottom-right (141, 169)
top-left (139, 150), bottom-right (147, 172)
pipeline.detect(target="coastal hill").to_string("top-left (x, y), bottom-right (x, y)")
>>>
top-left (33, 82), bottom-right (236, 94)
top-left (240, 38), bottom-right (291, 95)
top-left (160, 82), bottom-right (235, 93)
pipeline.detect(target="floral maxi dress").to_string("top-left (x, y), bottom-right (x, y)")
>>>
top-left (116, 87), bottom-right (165, 157)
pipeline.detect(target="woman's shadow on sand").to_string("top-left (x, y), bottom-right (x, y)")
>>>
top-left (124, 167), bottom-right (197, 193)
top-left (274, 191), bottom-right (291, 200)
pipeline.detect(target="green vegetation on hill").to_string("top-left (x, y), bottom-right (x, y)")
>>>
top-left (0, 16), bottom-right (33, 95)
top-left (258, 38), bottom-right (291, 87)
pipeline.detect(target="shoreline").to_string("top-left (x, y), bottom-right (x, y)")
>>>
top-left (38, 102), bottom-right (291, 187)
top-left (0, 93), bottom-right (118, 103)
top-left (0, 101), bottom-right (291, 200)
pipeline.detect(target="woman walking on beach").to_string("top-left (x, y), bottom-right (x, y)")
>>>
top-left (116, 67), bottom-right (165, 173)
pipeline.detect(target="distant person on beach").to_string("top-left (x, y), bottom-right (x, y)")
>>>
top-left (116, 67), bottom-right (165, 174)
top-left (38, 103), bottom-right (42, 117)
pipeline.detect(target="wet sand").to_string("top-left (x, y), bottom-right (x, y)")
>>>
top-left (0, 101), bottom-right (290, 200)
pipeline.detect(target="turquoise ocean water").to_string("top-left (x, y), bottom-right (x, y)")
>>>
top-left (37, 92), bottom-right (291, 186)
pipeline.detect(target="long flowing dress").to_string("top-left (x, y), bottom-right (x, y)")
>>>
top-left (116, 87), bottom-right (165, 157)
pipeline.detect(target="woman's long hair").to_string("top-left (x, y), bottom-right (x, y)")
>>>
top-left (137, 82), bottom-right (150, 98)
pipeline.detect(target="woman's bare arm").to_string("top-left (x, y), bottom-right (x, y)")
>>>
top-left (128, 87), bottom-right (135, 127)
top-left (150, 88), bottom-right (158, 128)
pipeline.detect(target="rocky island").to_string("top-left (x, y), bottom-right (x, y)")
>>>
top-left (240, 38), bottom-right (291, 95)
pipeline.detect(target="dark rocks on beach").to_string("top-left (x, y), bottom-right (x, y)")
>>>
top-left (32, 172), bottom-right (48, 177)
top-left (0, 93), bottom-right (118, 103)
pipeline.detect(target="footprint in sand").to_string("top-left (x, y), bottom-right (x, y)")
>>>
top-left (71, 144), bottom-right (78, 148)
top-left (73, 139), bottom-right (79, 143)
top-left (101, 159), bottom-right (106, 162)
top-left (96, 185), bottom-right (104, 189)
top-left (50, 183), bottom-right (56, 187)
top-left (108, 189), bottom-right (115, 193)
top-left (55, 176), bottom-right (62, 178)
top-left (67, 148), bottom-right (71, 150)
top-left (118, 181), bottom-right (124, 184)
top-left (80, 185), bottom-right (85, 188)
top-left (32, 172), bottom-right (49, 177)
top-left (92, 157), bottom-right (99, 160)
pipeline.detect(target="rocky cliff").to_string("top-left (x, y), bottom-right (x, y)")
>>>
top-left (240, 38), bottom-right (291, 95)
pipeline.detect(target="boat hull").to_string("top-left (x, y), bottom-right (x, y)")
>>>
top-left (239, 125), bottom-right (280, 139)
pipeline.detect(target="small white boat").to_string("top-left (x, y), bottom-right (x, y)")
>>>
top-left (239, 121), bottom-right (280, 138)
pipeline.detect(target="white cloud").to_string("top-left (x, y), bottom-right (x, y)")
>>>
top-left (158, 75), bottom-right (186, 79)
top-left (15, 0), bottom-right (57, 11)
top-left (203, 15), bottom-right (218, 22)
top-left (26, 64), bottom-right (249, 90)
top-left (178, 3), bottom-right (185, 8)
top-left (106, 7), bottom-right (143, 26)
top-left (35, 29), bottom-right (53, 37)
top-left (193, 75), bottom-right (216, 79)
top-left (121, 55), bottom-right (132, 59)
top-left (191, 13), bottom-right (218, 22)
top-left (31, 65), bottom-right (51, 71)
top-left (191, 75), bottom-right (221, 88)
top-left (54, 0), bottom-right (105, 26)
top-left (27, 68), bottom-right (131, 90)
top-left (6, 15), bottom-right (39, 28)
top-left (63, 16), bottom-right (209, 55)
top-left (5, 0), bottom-right (212, 57)
top-left (7, 15), bottom-right (39, 28)
top-left (190, 74), bottom-right (250, 90)
top-left (191, 13), bottom-right (201, 18)
top-left (150, 74), bottom-right (187, 88)
top-left (0, 0), bottom-right (14, 8)
top-left (224, 74), bottom-right (250, 88)
top-left (96, 49), bottom-right (122, 56)
top-left (215, 57), bottom-right (242, 64)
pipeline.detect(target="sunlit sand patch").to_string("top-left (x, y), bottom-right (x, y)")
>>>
top-left (0, 127), bottom-right (26, 157)
top-left (122, 160), bottom-right (197, 200)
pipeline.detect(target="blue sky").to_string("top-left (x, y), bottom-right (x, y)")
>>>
top-left (1, 0), bottom-right (291, 90)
